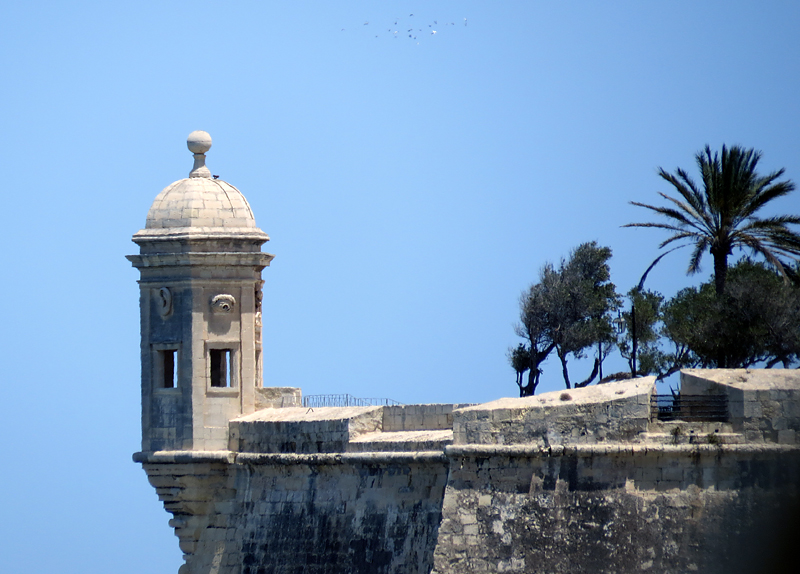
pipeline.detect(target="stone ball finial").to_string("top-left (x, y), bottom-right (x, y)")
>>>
top-left (187, 130), bottom-right (212, 154)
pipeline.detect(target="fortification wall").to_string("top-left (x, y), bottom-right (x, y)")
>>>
top-left (232, 453), bottom-right (447, 574)
top-left (433, 444), bottom-right (800, 574)
top-left (136, 371), bottom-right (800, 574)
top-left (137, 451), bottom-right (448, 574)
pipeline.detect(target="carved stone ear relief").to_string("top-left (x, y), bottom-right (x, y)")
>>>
top-left (211, 294), bottom-right (236, 314)
top-left (157, 287), bottom-right (172, 318)
top-left (255, 283), bottom-right (264, 311)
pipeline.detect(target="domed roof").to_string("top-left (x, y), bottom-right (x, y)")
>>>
top-left (144, 177), bottom-right (258, 230)
top-left (134, 131), bottom-right (268, 243)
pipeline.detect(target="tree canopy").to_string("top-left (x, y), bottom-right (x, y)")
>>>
top-left (512, 242), bottom-right (619, 395)
top-left (510, 144), bottom-right (800, 395)
top-left (625, 145), bottom-right (800, 296)
top-left (662, 260), bottom-right (800, 368)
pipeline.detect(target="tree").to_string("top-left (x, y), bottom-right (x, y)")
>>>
top-left (513, 242), bottom-right (619, 392)
top-left (507, 344), bottom-right (531, 397)
top-left (548, 243), bottom-right (619, 388)
top-left (514, 283), bottom-right (556, 396)
top-left (617, 288), bottom-right (665, 376)
top-left (661, 260), bottom-right (800, 368)
top-left (626, 145), bottom-right (800, 296)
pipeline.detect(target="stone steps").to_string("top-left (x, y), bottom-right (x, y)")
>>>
top-left (642, 432), bottom-right (745, 445)
top-left (643, 420), bottom-right (744, 445)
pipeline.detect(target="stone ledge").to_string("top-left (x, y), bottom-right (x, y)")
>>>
top-left (127, 251), bottom-right (273, 268)
top-left (235, 451), bottom-right (448, 465)
top-left (133, 450), bottom-right (237, 464)
top-left (445, 442), bottom-right (800, 458)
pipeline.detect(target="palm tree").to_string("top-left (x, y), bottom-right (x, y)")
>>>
top-left (626, 145), bottom-right (800, 296)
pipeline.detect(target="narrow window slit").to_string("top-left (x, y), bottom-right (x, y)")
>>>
top-left (159, 349), bottom-right (177, 388)
top-left (210, 349), bottom-right (233, 387)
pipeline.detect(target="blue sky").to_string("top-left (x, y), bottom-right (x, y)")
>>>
top-left (1, 1), bottom-right (799, 572)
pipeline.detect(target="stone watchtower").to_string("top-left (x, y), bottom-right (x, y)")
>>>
top-left (128, 131), bottom-right (273, 452)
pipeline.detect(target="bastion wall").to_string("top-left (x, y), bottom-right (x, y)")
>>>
top-left (135, 369), bottom-right (800, 574)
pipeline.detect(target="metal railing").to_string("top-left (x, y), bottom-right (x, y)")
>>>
top-left (650, 394), bottom-right (729, 422)
top-left (302, 394), bottom-right (402, 408)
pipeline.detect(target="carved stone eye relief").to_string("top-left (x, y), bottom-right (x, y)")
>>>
top-left (211, 294), bottom-right (236, 314)
top-left (157, 287), bottom-right (172, 317)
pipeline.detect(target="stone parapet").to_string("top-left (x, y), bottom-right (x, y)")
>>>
top-left (229, 406), bottom-right (383, 453)
top-left (681, 369), bottom-right (800, 444)
top-left (349, 429), bottom-right (454, 452)
top-left (453, 378), bottom-right (654, 447)
top-left (382, 404), bottom-right (474, 432)
top-left (254, 386), bottom-right (301, 410)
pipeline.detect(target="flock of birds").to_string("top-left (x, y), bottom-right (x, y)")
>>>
top-left (341, 14), bottom-right (467, 43)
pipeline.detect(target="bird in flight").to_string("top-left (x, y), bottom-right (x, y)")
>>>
top-left (344, 14), bottom-right (469, 41)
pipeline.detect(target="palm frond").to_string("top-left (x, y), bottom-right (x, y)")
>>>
top-left (737, 236), bottom-right (790, 277)
top-left (658, 169), bottom-right (709, 221)
top-left (624, 222), bottom-right (692, 233)
top-left (742, 214), bottom-right (800, 227)
top-left (687, 237), bottom-right (709, 274)
top-left (658, 232), bottom-right (700, 249)
top-left (739, 179), bottom-right (796, 219)
top-left (654, 192), bottom-right (714, 234)
top-left (627, 200), bottom-right (707, 233)
top-left (735, 219), bottom-right (800, 255)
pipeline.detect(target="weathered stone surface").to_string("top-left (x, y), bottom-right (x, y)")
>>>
top-left (349, 429), bottom-right (453, 452)
top-left (129, 132), bottom-right (274, 453)
top-left (255, 387), bottom-right (302, 410)
top-left (131, 134), bottom-right (800, 574)
top-left (382, 404), bottom-right (474, 432)
top-left (138, 453), bottom-right (449, 574)
top-left (682, 369), bottom-right (800, 444)
top-left (231, 406), bottom-right (383, 454)
top-left (431, 445), bottom-right (800, 574)
top-left (453, 378), bottom-right (655, 447)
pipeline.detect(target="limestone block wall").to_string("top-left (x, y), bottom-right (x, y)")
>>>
top-left (136, 451), bottom-right (449, 574)
top-left (432, 444), bottom-right (800, 574)
top-left (382, 404), bottom-right (474, 432)
top-left (136, 371), bottom-right (800, 574)
top-left (681, 369), bottom-right (800, 444)
top-left (254, 386), bottom-right (302, 410)
top-left (231, 452), bottom-right (447, 574)
top-left (229, 406), bottom-right (383, 453)
top-left (453, 378), bottom-right (655, 447)
top-left (134, 452), bottom-right (240, 574)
